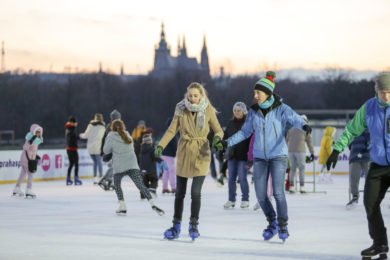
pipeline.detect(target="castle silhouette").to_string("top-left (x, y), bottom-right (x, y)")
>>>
top-left (151, 23), bottom-right (210, 77)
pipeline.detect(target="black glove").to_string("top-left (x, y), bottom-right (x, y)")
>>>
top-left (36, 155), bottom-right (41, 161)
top-left (302, 125), bottom-right (312, 136)
top-left (29, 135), bottom-right (37, 144)
top-left (310, 154), bottom-right (314, 162)
top-left (326, 150), bottom-right (340, 171)
top-left (102, 153), bottom-right (112, 162)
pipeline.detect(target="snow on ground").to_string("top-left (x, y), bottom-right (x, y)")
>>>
top-left (0, 174), bottom-right (388, 260)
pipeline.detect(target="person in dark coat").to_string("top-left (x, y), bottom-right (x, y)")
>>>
top-left (222, 102), bottom-right (251, 209)
top-left (65, 116), bottom-right (82, 185)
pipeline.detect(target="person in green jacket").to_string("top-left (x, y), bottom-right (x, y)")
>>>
top-left (326, 73), bottom-right (390, 259)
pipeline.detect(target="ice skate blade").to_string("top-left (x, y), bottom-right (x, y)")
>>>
top-left (25, 195), bottom-right (36, 199)
top-left (362, 253), bottom-right (387, 260)
top-left (116, 211), bottom-right (126, 216)
top-left (12, 193), bottom-right (24, 197)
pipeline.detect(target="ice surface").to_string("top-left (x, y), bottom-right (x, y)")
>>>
top-left (0, 175), bottom-right (388, 260)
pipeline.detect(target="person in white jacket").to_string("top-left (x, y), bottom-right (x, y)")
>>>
top-left (80, 113), bottom-right (106, 184)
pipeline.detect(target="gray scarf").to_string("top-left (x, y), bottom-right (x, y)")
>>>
top-left (175, 96), bottom-right (208, 129)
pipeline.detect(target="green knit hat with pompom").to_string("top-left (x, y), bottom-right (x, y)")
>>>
top-left (254, 71), bottom-right (276, 96)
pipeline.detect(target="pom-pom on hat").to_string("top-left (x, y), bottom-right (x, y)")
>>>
top-left (254, 71), bottom-right (276, 96)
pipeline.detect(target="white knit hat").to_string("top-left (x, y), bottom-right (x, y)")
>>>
top-left (233, 102), bottom-right (248, 115)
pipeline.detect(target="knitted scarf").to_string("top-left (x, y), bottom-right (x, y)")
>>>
top-left (258, 94), bottom-right (275, 109)
top-left (175, 96), bottom-right (209, 129)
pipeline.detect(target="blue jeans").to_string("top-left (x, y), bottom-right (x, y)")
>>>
top-left (228, 160), bottom-right (249, 202)
top-left (90, 154), bottom-right (103, 177)
top-left (253, 157), bottom-right (288, 221)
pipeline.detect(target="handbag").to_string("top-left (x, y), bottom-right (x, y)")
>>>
top-left (25, 151), bottom-right (38, 173)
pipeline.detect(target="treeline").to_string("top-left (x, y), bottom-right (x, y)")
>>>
top-left (0, 71), bottom-right (375, 139)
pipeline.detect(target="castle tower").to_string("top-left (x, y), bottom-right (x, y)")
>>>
top-left (200, 35), bottom-right (210, 74)
top-left (180, 35), bottom-right (187, 57)
top-left (153, 22), bottom-right (172, 73)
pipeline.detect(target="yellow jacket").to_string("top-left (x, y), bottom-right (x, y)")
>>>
top-left (318, 126), bottom-right (336, 164)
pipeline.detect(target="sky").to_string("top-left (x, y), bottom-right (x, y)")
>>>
top-left (1, 0), bottom-right (390, 75)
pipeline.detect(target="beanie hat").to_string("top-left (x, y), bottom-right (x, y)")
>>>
top-left (68, 116), bottom-right (77, 123)
top-left (375, 73), bottom-right (390, 92)
top-left (233, 101), bottom-right (248, 115)
top-left (138, 120), bottom-right (146, 126)
top-left (110, 109), bottom-right (121, 121)
top-left (254, 71), bottom-right (276, 96)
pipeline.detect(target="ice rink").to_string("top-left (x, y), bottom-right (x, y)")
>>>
top-left (0, 174), bottom-right (388, 260)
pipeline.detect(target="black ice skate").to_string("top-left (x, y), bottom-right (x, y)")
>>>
top-left (361, 244), bottom-right (388, 260)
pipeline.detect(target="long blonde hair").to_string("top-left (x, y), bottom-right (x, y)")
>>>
top-left (186, 82), bottom-right (216, 112)
top-left (111, 119), bottom-right (132, 144)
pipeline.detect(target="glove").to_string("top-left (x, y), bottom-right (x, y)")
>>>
top-left (326, 150), bottom-right (340, 171)
top-left (309, 154), bottom-right (314, 162)
top-left (154, 145), bottom-right (163, 158)
top-left (302, 124), bottom-right (312, 136)
top-left (36, 155), bottom-right (41, 161)
top-left (212, 136), bottom-right (226, 151)
top-left (245, 161), bottom-right (253, 170)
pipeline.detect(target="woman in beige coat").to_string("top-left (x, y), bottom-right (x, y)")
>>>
top-left (155, 82), bottom-right (224, 241)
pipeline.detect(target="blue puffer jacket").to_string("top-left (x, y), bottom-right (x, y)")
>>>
top-left (228, 95), bottom-right (306, 160)
top-left (349, 129), bottom-right (370, 163)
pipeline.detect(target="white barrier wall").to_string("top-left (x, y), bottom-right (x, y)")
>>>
top-left (0, 149), bottom-right (108, 183)
top-left (0, 147), bottom-right (351, 183)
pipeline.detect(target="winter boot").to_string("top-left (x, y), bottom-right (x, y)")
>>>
top-left (66, 177), bottom-right (73, 185)
top-left (188, 218), bottom-right (200, 241)
top-left (278, 218), bottom-right (289, 242)
top-left (116, 200), bottom-right (127, 215)
top-left (164, 219), bottom-right (181, 240)
top-left (148, 199), bottom-right (165, 216)
top-left (25, 188), bottom-right (36, 199)
top-left (346, 195), bottom-right (359, 210)
top-left (74, 177), bottom-right (82, 185)
top-left (223, 201), bottom-right (235, 209)
top-left (361, 244), bottom-right (388, 259)
top-left (262, 216), bottom-right (278, 241)
top-left (12, 186), bottom-right (24, 197)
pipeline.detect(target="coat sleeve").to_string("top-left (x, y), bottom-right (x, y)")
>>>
top-left (305, 134), bottom-right (315, 155)
top-left (103, 134), bottom-right (113, 155)
top-left (79, 124), bottom-right (91, 139)
top-left (334, 104), bottom-right (367, 152)
top-left (228, 109), bottom-right (254, 147)
top-left (281, 105), bottom-right (306, 130)
top-left (158, 115), bottom-right (180, 149)
top-left (209, 109), bottom-right (224, 139)
top-left (247, 134), bottom-right (255, 161)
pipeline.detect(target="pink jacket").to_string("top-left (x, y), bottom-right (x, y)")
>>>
top-left (20, 124), bottom-right (43, 168)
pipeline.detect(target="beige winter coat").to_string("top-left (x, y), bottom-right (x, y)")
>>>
top-left (159, 105), bottom-right (223, 178)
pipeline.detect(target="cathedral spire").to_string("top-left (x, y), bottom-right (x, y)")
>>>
top-left (200, 34), bottom-right (209, 74)
top-left (181, 34), bottom-right (187, 57)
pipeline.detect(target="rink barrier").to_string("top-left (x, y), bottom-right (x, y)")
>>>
top-left (0, 149), bottom-right (107, 184)
top-left (0, 176), bottom-right (94, 184)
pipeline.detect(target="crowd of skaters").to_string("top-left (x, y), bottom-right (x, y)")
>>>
top-left (10, 71), bottom-right (390, 258)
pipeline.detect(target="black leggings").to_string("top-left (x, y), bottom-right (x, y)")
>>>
top-left (174, 175), bottom-right (206, 221)
top-left (67, 150), bottom-right (79, 178)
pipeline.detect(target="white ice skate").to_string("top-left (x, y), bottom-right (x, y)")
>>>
top-left (25, 188), bottom-right (36, 199)
top-left (93, 177), bottom-right (99, 185)
top-left (346, 196), bottom-right (358, 210)
top-left (289, 186), bottom-right (296, 194)
top-left (240, 201), bottom-right (249, 209)
top-left (223, 201), bottom-right (235, 209)
top-left (148, 199), bottom-right (165, 216)
top-left (12, 186), bottom-right (24, 197)
top-left (116, 200), bottom-right (127, 215)
top-left (253, 202), bottom-right (261, 211)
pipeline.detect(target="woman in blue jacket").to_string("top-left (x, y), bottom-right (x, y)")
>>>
top-left (221, 71), bottom-right (311, 242)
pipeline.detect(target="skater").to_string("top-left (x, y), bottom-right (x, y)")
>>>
top-left (161, 117), bottom-right (178, 194)
top-left (217, 71), bottom-right (311, 242)
top-left (80, 113), bottom-right (106, 184)
top-left (318, 126), bottom-right (336, 183)
top-left (286, 114), bottom-right (315, 193)
top-left (222, 101), bottom-right (251, 209)
top-left (132, 120), bottom-right (147, 163)
top-left (139, 129), bottom-right (161, 199)
top-left (103, 119), bottom-right (164, 216)
top-left (346, 129), bottom-right (370, 209)
top-left (12, 124), bottom-right (43, 198)
top-left (155, 82), bottom-right (224, 240)
top-left (326, 73), bottom-right (390, 259)
top-left (99, 109), bottom-right (122, 191)
top-left (65, 116), bottom-right (82, 185)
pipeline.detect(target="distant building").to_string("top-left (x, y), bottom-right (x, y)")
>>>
top-left (151, 23), bottom-right (210, 78)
